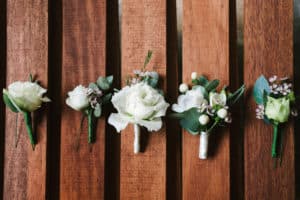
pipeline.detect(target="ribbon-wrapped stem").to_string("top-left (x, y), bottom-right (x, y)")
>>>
top-left (199, 131), bottom-right (209, 159)
top-left (23, 111), bottom-right (35, 150)
top-left (271, 123), bottom-right (279, 158)
top-left (87, 111), bottom-right (95, 143)
top-left (134, 124), bottom-right (141, 154)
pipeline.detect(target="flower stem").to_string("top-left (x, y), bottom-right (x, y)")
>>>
top-left (87, 111), bottom-right (95, 143)
top-left (134, 124), bottom-right (140, 154)
top-left (272, 123), bottom-right (279, 158)
top-left (23, 112), bottom-right (35, 150)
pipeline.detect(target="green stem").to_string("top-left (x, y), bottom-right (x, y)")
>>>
top-left (23, 112), bottom-right (35, 150)
top-left (87, 111), bottom-right (95, 143)
top-left (271, 123), bottom-right (279, 158)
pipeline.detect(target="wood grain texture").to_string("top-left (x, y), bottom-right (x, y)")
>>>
top-left (60, 1), bottom-right (106, 199)
top-left (121, 0), bottom-right (167, 199)
top-left (4, 1), bottom-right (48, 199)
top-left (0, 0), bottom-right (6, 197)
top-left (182, 0), bottom-right (230, 199)
top-left (244, 0), bottom-right (294, 199)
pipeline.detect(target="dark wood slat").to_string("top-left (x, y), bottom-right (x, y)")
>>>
top-left (120, 0), bottom-right (167, 199)
top-left (60, 1), bottom-right (106, 199)
top-left (4, 1), bottom-right (48, 199)
top-left (182, 0), bottom-right (230, 199)
top-left (244, 0), bottom-right (294, 199)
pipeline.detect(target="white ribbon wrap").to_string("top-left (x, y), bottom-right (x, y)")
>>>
top-left (199, 131), bottom-right (209, 159)
top-left (134, 124), bottom-right (141, 154)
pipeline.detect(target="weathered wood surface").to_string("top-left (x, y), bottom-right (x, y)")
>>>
top-left (182, 0), bottom-right (230, 199)
top-left (244, 0), bottom-right (294, 199)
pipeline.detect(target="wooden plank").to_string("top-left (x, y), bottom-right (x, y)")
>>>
top-left (4, 1), bottom-right (48, 199)
top-left (182, 1), bottom-right (230, 199)
top-left (0, 0), bottom-right (6, 198)
top-left (60, 1), bottom-right (106, 199)
top-left (244, 0), bottom-right (294, 199)
top-left (120, 0), bottom-right (167, 199)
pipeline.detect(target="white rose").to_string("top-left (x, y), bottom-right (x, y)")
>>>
top-left (209, 91), bottom-right (227, 107)
top-left (191, 72), bottom-right (198, 80)
top-left (217, 108), bottom-right (228, 119)
top-left (199, 114), bottom-right (210, 125)
top-left (108, 82), bottom-right (169, 132)
top-left (179, 83), bottom-right (188, 93)
top-left (172, 87), bottom-right (208, 113)
top-left (66, 85), bottom-right (89, 111)
top-left (4, 81), bottom-right (50, 112)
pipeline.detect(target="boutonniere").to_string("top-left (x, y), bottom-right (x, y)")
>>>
top-left (253, 75), bottom-right (297, 164)
top-left (171, 72), bottom-right (244, 159)
top-left (66, 76), bottom-right (113, 143)
top-left (2, 75), bottom-right (51, 150)
top-left (108, 51), bottom-right (169, 154)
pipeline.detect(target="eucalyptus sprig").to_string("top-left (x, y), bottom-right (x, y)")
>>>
top-left (171, 72), bottom-right (245, 159)
top-left (2, 74), bottom-right (51, 150)
top-left (66, 75), bottom-right (113, 143)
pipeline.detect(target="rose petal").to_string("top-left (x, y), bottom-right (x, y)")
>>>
top-left (108, 113), bottom-right (129, 132)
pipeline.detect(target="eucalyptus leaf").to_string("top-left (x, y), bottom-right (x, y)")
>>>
top-left (106, 75), bottom-right (114, 85)
top-left (97, 77), bottom-right (110, 90)
top-left (93, 104), bottom-right (102, 118)
top-left (253, 75), bottom-right (270, 104)
top-left (3, 92), bottom-right (19, 113)
top-left (179, 108), bottom-right (201, 135)
top-left (89, 83), bottom-right (98, 90)
top-left (146, 77), bottom-right (158, 88)
top-left (192, 85), bottom-right (208, 99)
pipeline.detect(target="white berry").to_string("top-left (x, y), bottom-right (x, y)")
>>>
top-left (199, 114), bottom-right (210, 125)
top-left (217, 108), bottom-right (228, 119)
top-left (191, 72), bottom-right (198, 80)
top-left (179, 83), bottom-right (189, 93)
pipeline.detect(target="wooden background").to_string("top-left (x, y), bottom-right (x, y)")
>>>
top-left (0, 0), bottom-right (299, 199)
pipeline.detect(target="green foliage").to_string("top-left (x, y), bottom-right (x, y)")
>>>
top-left (97, 76), bottom-right (114, 91)
top-left (227, 85), bottom-right (245, 106)
top-left (93, 103), bottom-right (102, 118)
top-left (253, 75), bottom-right (270, 104)
top-left (178, 108), bottom-right (202, 135)
top-left (2, 91), bottom-right (20, 113)
top-left (143, 50), bottom-right (153, 69)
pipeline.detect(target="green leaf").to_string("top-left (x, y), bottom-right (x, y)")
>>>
top-left (102, 93), bottom-right (112, 104)
top-left (253, 75), bottom-right (270, 104)
top-left (179, 108), bottom-right (201, 135)
top-left (146, 77), bottom-right (159, 88)
top-left (205, 79), bottom-right (220, 92)
top-left (143, 50), bottom-right (153, 69)
top-left (227, 85), bottom-right (245, 106)
top-left (88, 83), bottom-right (98, 90)
top-left (106, 75), bottom-right (114, 85)
top-left (197, 75), bottom-right (209, 86)
top-left (29, 74), bottom-right (33, 82)
top-left (3, 90), bottom-right (20, 113)
top-left (93, 104), bottom-right (102, 118)
top-left (97, 77), bottom-right (110, 90)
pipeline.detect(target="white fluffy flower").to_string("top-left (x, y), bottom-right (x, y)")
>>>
top-left (209, 91), bottom-right (227, 107)
top-left (66, 85), bottom-right (89, 111)
top-left (179, 83), bottom-right (189, 93)
top-left (108, 82), bottom-right (169, 132)
top-left (217, 108), bottom-right (228, 119)
top-left (4, 81), bottom-right (50, 112)
top-left (199, 114), bottom-right (210, 125)
top-left (191, 72), bottom-right (198, 80)
top-left (172, 87), bottom-right (208, 113)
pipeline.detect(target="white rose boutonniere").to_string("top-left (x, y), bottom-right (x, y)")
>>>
top-left (108, 51), bottom-right (169, 153)
top-left (2, 75), bottom-right (50, 150)
top-left (253, 75), bottom-right (297, 164)
top-left (66, 76), bottom-right (114, 144)
top-left (171, 73), bottom-right (245, 159)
